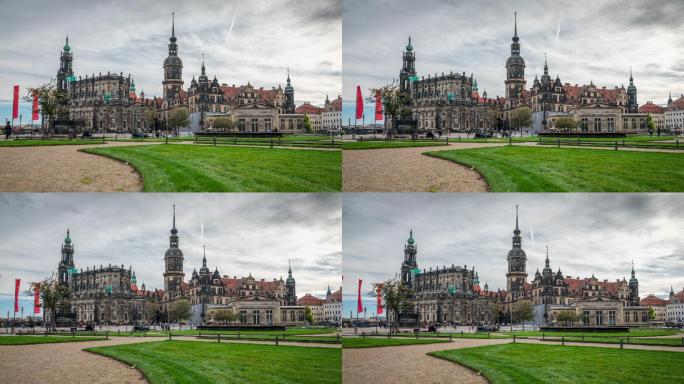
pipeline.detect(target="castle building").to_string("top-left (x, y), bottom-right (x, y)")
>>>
top-left (321, 95), bottom-right (343, 132)
top-left (297, 286), bottom-right (342, 325)
top-left (398, 230), bottom-right (495, 326)
top-left (390, 37), bottom-right (500, 135)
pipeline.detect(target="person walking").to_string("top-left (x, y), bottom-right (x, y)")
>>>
top-left (4, 121), bottom-right (11, 140)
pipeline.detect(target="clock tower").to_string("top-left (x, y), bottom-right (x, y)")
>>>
top-left (163, 13), bottom-right (184, 102)
top-left (164, 204), bottom-right (185, 300)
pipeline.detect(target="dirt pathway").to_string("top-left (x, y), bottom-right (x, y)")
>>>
top-left (343, 338), bottom-right (508, 384)
top-left (0, 142), bottom-right (157, 192)
top-left (0, 336), bottom-right (165, 383)
top-left (342, 143), bottom-right (503, 192)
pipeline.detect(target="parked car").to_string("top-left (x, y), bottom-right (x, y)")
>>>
top-left (134, 323), bottom-right (150, 332)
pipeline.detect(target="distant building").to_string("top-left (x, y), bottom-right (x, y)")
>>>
top-left (297, 286), bottom-right (342, 325)
top-left (641, 294), bottom-right (668, 323)
top-left (321, 95), bottom-right (343, 132)
top-left (296, 102), bottom-right (323, 132)
top-left (666, 287), bottom-right (684, 324)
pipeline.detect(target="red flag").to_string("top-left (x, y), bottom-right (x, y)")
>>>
top-left (34, 287), bottom-right (40, 314)
top-left (12, 85), bottom-right (20, 120)
top-left (14, 278), bottom-right (20, 313)
top-left (32, 92), bottom-right (39, 121)
top-left (375, 90), bottom-right (383, 121)
top-left (355, 85), bottom-right (363, 119)
top-left (357, 279), bottom-right (363, 313)
top-left (376, 284), bottom-right (383, 315)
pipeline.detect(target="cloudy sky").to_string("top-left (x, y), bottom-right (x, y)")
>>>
top-left (342, 194), bottom-right (684, 317)
top-left (0, 0), bottom-right (341, 123)
top-left (342, 0), bottom-right (684, 123)
top-left (0, 194), bottom-right (341, 317)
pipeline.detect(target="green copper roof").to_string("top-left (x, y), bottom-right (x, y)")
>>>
top-left (407, 229), bottom-right (415, 244)
top-left (406, 36), bottom-right (413, 51)
top-left (63, 36), bottom-right (70, 52)
top-left (64, 230), bottom-right (71, 244)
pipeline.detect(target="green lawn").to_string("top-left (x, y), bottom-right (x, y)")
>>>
top-left (82, 144), bottom-right (341, 192)
top-left (393, 332), bottom-right (509, 339)
top-left (430, 343), bottom-right (684, 384)
top-left (343, 141), bottom-right (448, 150)
top-left (87, 340), bottom-right (340, 384)
top-left (508, 329), bottom-right (681, 338)
top-left (0, 335), bottom-right (105, 345)
top-left (0, 139), bottom-right (105, 147)
top-left (429, 146), bottom-right (684, 192)
top-left (542, 336), bottom-right (684, 347)
top-left (342, 337), bottom-right (451, 348)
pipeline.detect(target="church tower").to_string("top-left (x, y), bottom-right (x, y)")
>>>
top-left (284, 69), bottom-right (295, 113)
top-left (505, 12), bottom-right (526, 104)
top-left (286, 260), bottom-right (297, 305)
top-left (163, 204), bottom-right (185, 300)
top-left (400, 230), bottom-right (418, 287)
top-left (628, 261), bottom-right (639, 306)
top-left (56, 36), bottom-right (74, 93)
top-left (506, 205), bottom-right (528, 297)
top-left (163, 13), bottom-right (184, 102)
top-left (627, 68), bottom-right (638, 113)
top-left (57, 229), bottom-right (75, 285)
top-left (399, 36), bottom-right (416, 94)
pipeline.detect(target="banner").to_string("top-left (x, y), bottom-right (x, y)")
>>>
top-left (355, 85), bottom-right (363, 120)
top-left (12, 85), bottom-right (19, 120)
top-left (34, 287), bottom-right (40, 313)
top-left (376, 284), bottom-right (383, 315)
top-left (32, 92), bottom-right (39, 121)
top-left (374, 90), bottom-right (383, 121)
top-left (357, 279), bottom-right (363, 313)
top-left (14, 278), bottom-right (20, 313)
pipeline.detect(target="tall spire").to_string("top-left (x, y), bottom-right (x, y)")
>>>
top-left (287, 67), bottom-right (291, 85)
top-left (515, 204), bottom-right (519, 230)
top-left (172, 203), bottom-right (176, 230)
top-left (631, 259), bottom-right (635, 278)
top-left (629, 66), bottom-right (633, 84)
top-left (172, 12), bottom-right (175, 38)
top-left (202, 245), bottom-right (207, 267)
top-left (288, 259), bottom-right (292, 276)
top-left (544, 53), bottom-right (548, 74)
top-left (545, 246), bottom-right (550, 267)
top-left (514, 11), bottom-right (518, 38)
top-left (201, 53), bottom-right (206, 75)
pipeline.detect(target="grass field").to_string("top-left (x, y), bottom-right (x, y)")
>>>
top-left (430, 343), bottom-right (684, 384)
top-left (507, 328), bottom-right (681, 338)
top-left (541, 336), bottom-right (684, 347)
top-left (87, 340), bottom-right (341, 384)
top-left (343, 141), bottom-right (448, 150)
top-left (83, 144), bottom-right (341, 192)
top-left (342, 337), bottom-right (451, 348)
top-left (0, 139), bottom-right (105, 147)
top-left (0, 335), bottom-right (105, 345)
top-left (429, 146), bottom-right (684, 192)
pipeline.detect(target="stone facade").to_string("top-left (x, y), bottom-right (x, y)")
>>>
top-left (399, 230), bottom-right (495, 326)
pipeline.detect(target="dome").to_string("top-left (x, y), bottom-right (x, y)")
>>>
top-left (506, 56), bottom-right (525, 66)
top-left (165, 248), bottom-right (184, 258)
top-left (507, 248), bottom-right (526, 258)
top-left (164, 55), bottom-right (183, 66)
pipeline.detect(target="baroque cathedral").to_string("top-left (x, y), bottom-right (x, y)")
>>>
top-left (54, 14), bottom-right (305, 135)
top-left (391, 12), bottom-right (650, 135)
top-left (396, 207), bottom-right (651, 328)
top-left (51, 206), bottom-right (306, 326)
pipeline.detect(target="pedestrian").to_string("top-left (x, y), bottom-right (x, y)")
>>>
top-left (4, 121), bottom-right (11, 140)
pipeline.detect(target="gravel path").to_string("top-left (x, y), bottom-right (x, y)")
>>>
top-left (342, 143), bottom-right (503, 192)
top-left (0, 142), bottom-right (156, 192)
top-left (343, 338), bottom-right (508, 384)
top-left (0, 336), bottom-right (166, 383)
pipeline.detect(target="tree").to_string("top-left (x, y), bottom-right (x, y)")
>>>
top-left (305, 306), bottom-right (314, 324)
top-left (648, 307), bottom-right (656, 321)
top-left (489, 302), bottom-right (501, 325)
top-left (168, 107), bottom-right (190, 135)
top-left (555, 310), bottom-right (578, 326)
top-left (303, 115), bottom-right (313, 134)
top-left (646, 113), bottom-right (657, 136)
top-left (27, 275), bottom-right (69, 332)
top-left (369, 278), bottom-right (414, 331)
top-left (211, 117), bottom-right (234, 132)
top-left (23, 81), bottom-right (68, 136)
top-left (168, 299), bottom-right (191, 324)
top-left (510, 107), bottom-right (532, 137)
top-left (512, 301), bottom-right (534, 331)
top-left (213, 309), bottom-right (236, 325)
top-left (485, 108), bottom-right (500, 132)
top-left (367, 81), bottom-right (411, 138)
top-left (144, 109), bottom-right (157, 132)
top-left (553, 116), bottom-right (577, 133)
